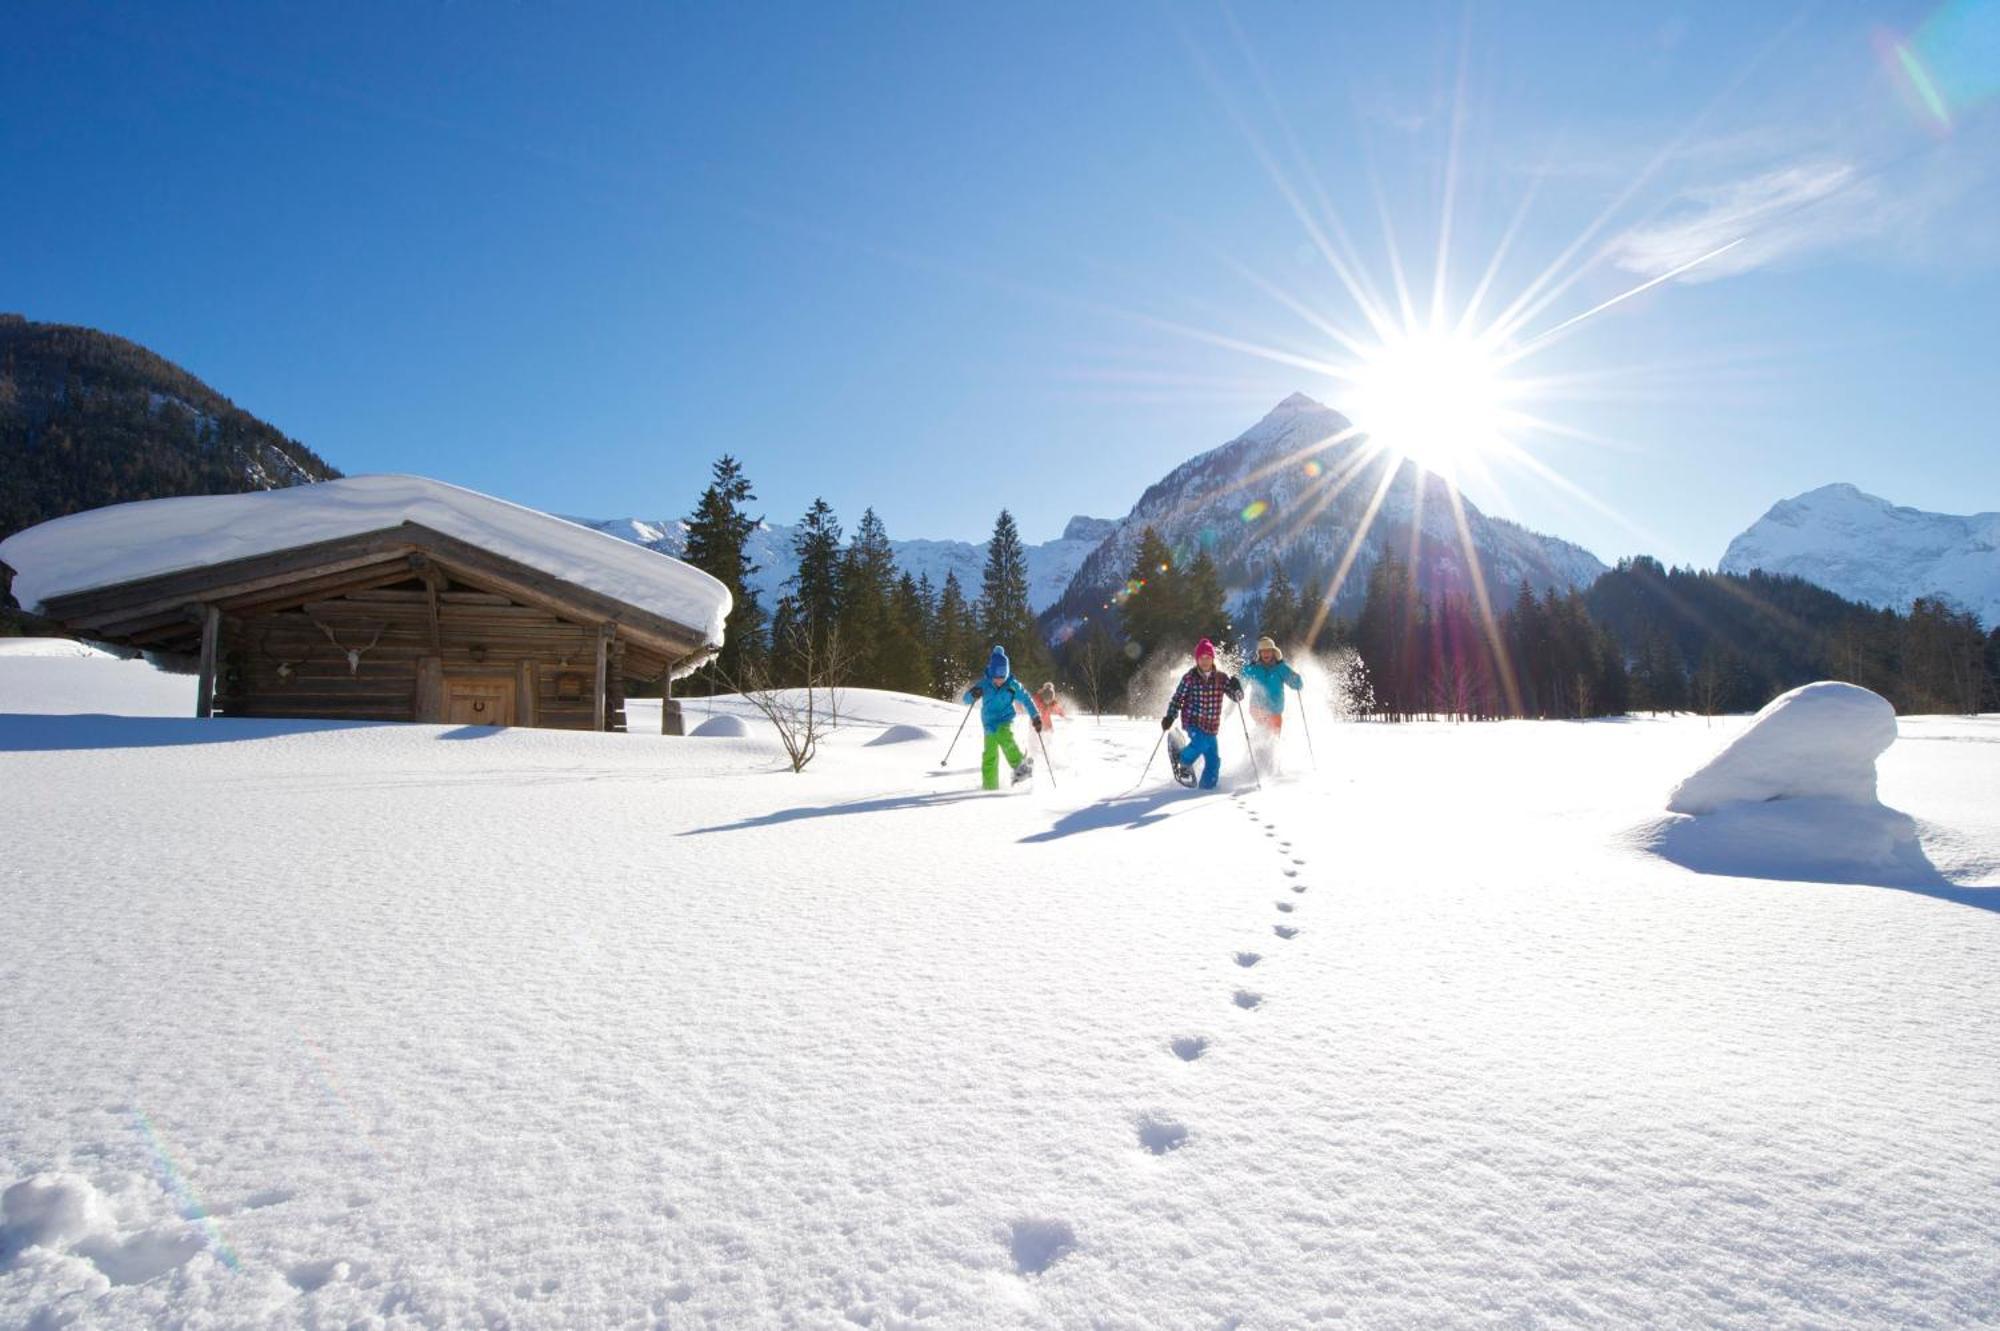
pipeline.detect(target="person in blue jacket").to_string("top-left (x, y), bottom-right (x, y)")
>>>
top-left (1241, 636), bottom-right (1304, 755)
top-left (962, 645), bottom-right (1043, 790)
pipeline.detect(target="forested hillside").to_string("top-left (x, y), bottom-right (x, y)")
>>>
top-left (0, 315), bottom-right (338, 573)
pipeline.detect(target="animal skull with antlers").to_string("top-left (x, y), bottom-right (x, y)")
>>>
top-left (316, 620), bottom-right (387, 676)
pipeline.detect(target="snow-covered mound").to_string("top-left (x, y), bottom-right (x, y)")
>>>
top-left (635, 687), bottom-right (965, 739)
top-left (0, 474), bottom-right (732, 643)
top-left (1720, 483), bottom-right (2000, 626)
top-left (1668, 682), bottom-right (1897, 813)
top-left (864, 722), bottom-right (936, 746)
top-left (688, 713), bottom-right (753, 738)
top-left (1644, 683), bottom-right (1927, 884)
top-left (0, 638), bottom-right (195, 716)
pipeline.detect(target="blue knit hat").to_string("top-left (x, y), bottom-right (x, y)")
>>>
top-left (987, 645), bottom-right (1010, 679)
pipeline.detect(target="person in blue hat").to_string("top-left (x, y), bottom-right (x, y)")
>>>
top-left (962, 645), bottom-right (1044, 790)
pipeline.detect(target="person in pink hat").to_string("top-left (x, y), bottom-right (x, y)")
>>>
top-left (1161, 637), bottom-right (1243, 790)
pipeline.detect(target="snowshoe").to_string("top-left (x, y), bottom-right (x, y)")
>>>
top-left (1166, 734), bottom-right (1197, 788)
top-left (1011, 755), bottom-right (1035, 786)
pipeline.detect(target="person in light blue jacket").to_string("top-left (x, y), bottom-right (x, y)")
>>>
top-left (1240, 635), bottom-right (1304, 743)
top-left (962, 645), bottom-right (1043, 790)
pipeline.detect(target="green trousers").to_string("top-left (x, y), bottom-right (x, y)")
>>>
top-left (981, 724), bottom-right (1025, 790)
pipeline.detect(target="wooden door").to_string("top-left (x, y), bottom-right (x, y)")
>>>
top-left (445, 676), bottom-right (516, 726)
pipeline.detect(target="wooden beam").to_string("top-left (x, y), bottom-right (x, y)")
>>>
top-left (593, 623), bottom-right (613, 731)
top-left (415, 656), bottom-right (444, 722)
top-left (660, 657), bottom-right (686, 736)
top-left (193, 604), bottom-right (221, 719)
top-left (415, 556), bottom-right (444, 654)
top-left (45, 532), bottom-right (416, 627)
top-left (218, 561), bottom-right (416, 616)
top-left (516, 659), bottom-right (538, 728)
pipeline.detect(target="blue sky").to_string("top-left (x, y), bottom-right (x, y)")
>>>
top-left (5, 1), bottom-right (1996, 568)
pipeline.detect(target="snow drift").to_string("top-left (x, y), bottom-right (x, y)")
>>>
top-left (864, 723), bottom-right (935, 746)
top-left (0, 639), bottom-right (120, 660)
top-left (0, 638), bottom-right (195, 716)
top-left (1640, 682), bottom-right (1932, 885)
top-left (1667, 682), bottom-right (1898, 813)
top-left (0, 474), bottom-right (733, 645)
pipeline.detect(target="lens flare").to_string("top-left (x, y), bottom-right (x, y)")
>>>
top-left (1241, 499), bottom-right (1270, 522)
top-left (1897, 40), bottom-right (1954, 126)
top-left (133, 1110), bottom-right (241, 1272)
top-left (1347, 330), bottom-right (1510, 475)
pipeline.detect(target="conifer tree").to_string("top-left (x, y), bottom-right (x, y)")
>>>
top-left (1185, 550), bottom-right (1229, 651)
top-left (978, 509), bottom-right (1047, 684)
top-left (1118, 526), bottom-right (1182, 665)
top-left (880, 571), bottom-right (933, 696)
top-left (1353, 555), bottom-right (1418, 718)
top-left (837, 508), bottom-right (897, 685)
top-left (680, 454), bottom-right (765, 690)
top-left (1258, 563), bottom-right (1299, 648)
top-left (788, 498), bottom-right (843, 636)
top-left (932, 572), bottom-right (978, 697)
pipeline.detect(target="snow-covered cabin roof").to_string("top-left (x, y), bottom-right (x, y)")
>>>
top-left (0, 475), bottom-right (732, 646)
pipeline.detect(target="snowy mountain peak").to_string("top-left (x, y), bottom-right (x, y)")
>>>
top-left (1720, 484), bottom-right (2000, 626)
top-left (1047, 394), bottom-right (1604, 624)
top-left (1061, 515), bottom-right (1118, 544)
top-left (1237, 393), bottom-right (1346, 449)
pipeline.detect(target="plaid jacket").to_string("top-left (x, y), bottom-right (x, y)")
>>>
top-left (1166, 667), bottom-right (1242, 735)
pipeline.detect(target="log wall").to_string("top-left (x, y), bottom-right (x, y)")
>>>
top-left (215, 585), bottom-right (629, 731)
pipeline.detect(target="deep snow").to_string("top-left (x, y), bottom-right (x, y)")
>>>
top-left (3, 654), bottom-right (1998, 1328)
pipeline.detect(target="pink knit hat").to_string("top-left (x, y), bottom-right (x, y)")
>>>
top-left (1193, 638), bottom-right (1216, 661)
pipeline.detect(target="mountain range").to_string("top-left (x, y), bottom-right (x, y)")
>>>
top-left (564, 513), bottom-right (1116, 616)
top-left (1720, 483), bottom-right (2000, 627)
top-left (9, 317), bottom-right (1988, 640)
top-left (574, 394), bottom-right (1609, 624)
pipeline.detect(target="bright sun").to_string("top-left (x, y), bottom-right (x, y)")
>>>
top-left (1346, 331), bottom-right (1511, 476)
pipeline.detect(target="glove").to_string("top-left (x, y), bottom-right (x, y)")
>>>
top-left (1226, 676), bottom-right (1244, 701)
top-left (1160, 714), bottom-right (1174, 731)
top-left (1031, 716), bottom-right (1043, 732)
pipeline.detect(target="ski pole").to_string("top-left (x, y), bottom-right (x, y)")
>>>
top-left (1133, 726), bottom-right (1168, 791)
top-left (1034, 722), bottom-right (1057, 790)
top-left (940, 699), bottom-right (975, 768)
top-left (1235, 701), bottom-right (1265, 790)
top-left (1297, 693), bottom-right (1318, 771)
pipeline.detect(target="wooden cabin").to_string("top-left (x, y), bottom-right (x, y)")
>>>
top-left (0, 477), bottom-right (730, 731)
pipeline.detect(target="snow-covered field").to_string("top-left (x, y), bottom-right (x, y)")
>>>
top-left (3, 646), bottom-right (1998, 1328)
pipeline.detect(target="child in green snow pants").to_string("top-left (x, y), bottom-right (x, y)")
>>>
top-left (981, 724), bottom-right (1026, 790)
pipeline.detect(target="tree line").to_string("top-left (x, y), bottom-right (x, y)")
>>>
top-left (674, 455), bottom-right (1051, 700)
top-left (672, 456), bottom-right (2000, 719)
